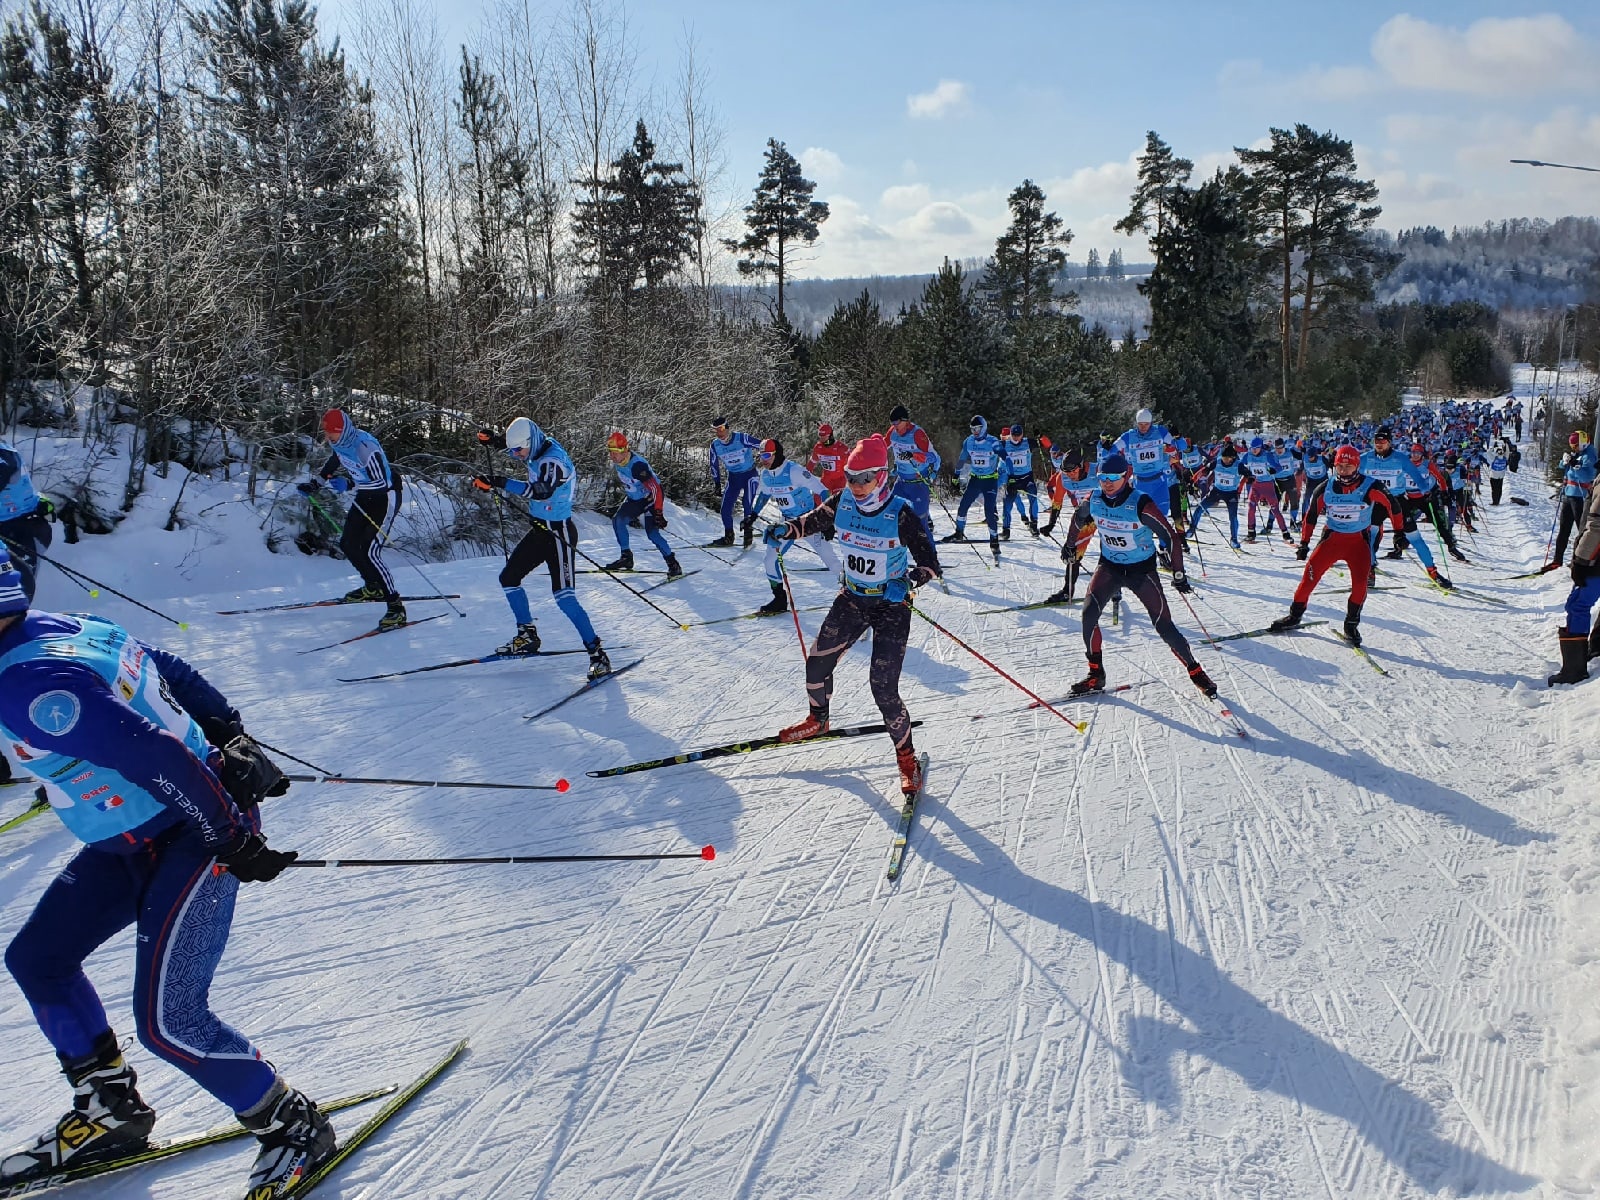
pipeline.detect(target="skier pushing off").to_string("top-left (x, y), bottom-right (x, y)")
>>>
top-left (603, 431), bottom-right (682, 578)
top-left (1063, 453), bottom-right (1217, 698)
top-left (750, 438), bottom-right (841, 614)
top-left (1268, 444), bottom-right (1403, 646)
top-left (0, 553), bottom-right (331, 1198)
top-left (776, 435), bottom-right (942, 796)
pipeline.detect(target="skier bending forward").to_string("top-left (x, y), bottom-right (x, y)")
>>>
top-left (776, 434), bottom-right (942, 796)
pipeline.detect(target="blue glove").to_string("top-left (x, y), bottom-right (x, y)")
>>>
top-left (327, 477), bottom-right (351, 494)
top-left (296, 479), bottom-right (320, 495)
top-left (763, 524), bottom-right (791, 547)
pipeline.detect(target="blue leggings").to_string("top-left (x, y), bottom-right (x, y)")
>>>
top-left (719, 472), bottom-right (758, 534)
top-left (1566, 575), bottom-right (1600, 634)
top-left (1188, 491), bottom-right (1239, 543)
top-left (1003, 477), bottom-right (1039, 530)
top-left (955, 477), bottom-right (999, 534)
top-left (613, 497), bottom-right (671, 560)
top-left (5, 827), bottom-right (276, 1113)
top-left (891, 480), bottom-right (932, 537)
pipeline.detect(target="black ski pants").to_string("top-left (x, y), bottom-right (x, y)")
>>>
top-left (1081, 556), bottom-right (1196, 665)
top-left (805, 590), bottom-right (914, 751)
top-left (1554, 493), bottom-right (1588, 565)
top-left (340, 488), bottom-right (396, 597)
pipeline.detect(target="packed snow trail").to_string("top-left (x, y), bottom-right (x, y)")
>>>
top-left (0, 423), bottom-right (1591, 1197)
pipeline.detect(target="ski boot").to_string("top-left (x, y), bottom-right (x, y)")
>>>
top-left (1245, 531), bottom-right (1257, 544)
top-left (238, 1079), bottom-right (335, 1200)
top-left (1384, 532), bottom-right (1408, 560)
top-left (377, 598), bottom-right (407, 630)
top-left (496, 623), bottom-right (541, 656)
top-left (1281, 530), bottom-right (1294, 544)
top-left (1069, 654), bottom-right (1106, 696)
top-left (1230, 540), bottom-right (1243, 551)
top-left (990, 536), bottom-right (1001, 563)
top-left (999, 527), bottom-right (1012, 542)
top-left (664, 555), bottom-right (684, 580)
top-left (1027, 518), bottom-right (1040, 538)
top-left (709, 531), bottom-right (735, 548)
top-left (742, 520), bottom-right (755, 549)
top-left (779, 709), bottom-right (829, 743)
top-left (585, 639), bottom-right (612, 680)
top-left (1549, 627), bottom-right (1591, 686)
top-left (1044, 586), bottom-right (1074, 605)
top-left (757, 583), bottom-right (788, 615)
top-left (1157, 547), bottom-right (1173, 571)
top-left (1426, 566), bottom-right (1453, 590)
top-left (1448, 546), bottom-right (1469, 564)
top-left (1040, 518), bottom-right (1057, 538)
top-left (895, 745), bottom-right (924, 797)
top-left (341, 584), bottom-right (384, 603)
top-left (603, 549), bottom-right (634, 571)
top-left (940, 528), bottom-right (968, 543)
top-left (1269, 600), bottom-right (1307, 633)
top-left (1343, 601), bottom-right (1363, 647)
top-left (1186, 661), bottom-right (1219, 699)
top-left (0, 1033), bottom-right (157, 1184)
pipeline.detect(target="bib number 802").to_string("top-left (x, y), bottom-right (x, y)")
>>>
top-left (847, 554), bottom-right (879, 577)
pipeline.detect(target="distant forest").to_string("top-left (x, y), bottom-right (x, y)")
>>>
top-left (754, 216), bottom-right (1600, 340)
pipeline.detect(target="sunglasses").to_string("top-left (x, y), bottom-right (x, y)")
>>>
top-left (758, 449), bottom-right (775, 460)
top-left (844, 467), bottom-right (880, 487)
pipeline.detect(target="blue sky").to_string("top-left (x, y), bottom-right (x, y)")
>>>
top-left (319, 0), bottom-right (1600, 278)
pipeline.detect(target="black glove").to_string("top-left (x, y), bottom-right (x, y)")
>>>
top-left (472, 474), bottom-right (507, 492)
top-left (908, 565), bottom-right (938, 589)
top-left (198, 714), bottom-right (246, 749)
top-left (216, 735), bottom-right (289, 809)
top-left (526, 460), bottom-right (561, 501)
top-left (477, 426), bottom-right (503, 449)
top-left (296, 479), bottom-right (322, 495)
top-left (1295, 543), bottom-right (1309, 560)
top-left (652, 510), bottom-right (668, 530)
top-left (1170, 569), bottom-right (1193, 594)
top-left (217, 833), bottom-right (298, 883)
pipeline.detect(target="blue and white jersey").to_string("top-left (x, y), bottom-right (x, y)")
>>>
top-left (0, 441), bottom-right (40, 520)
top-left (754, 460), bottom-right (827, 519)
top-left (1207, 460), bottom-right (1244, 494)
top-left (1399, 459), bottom-right (1436, 496)
top-left (888, 425), bottom-right (940, 481)
top-left (0, 613), bottom-right (245, 852)
top-left (1089, 488), bottom-right (1157, 564)
top-left (322, 426), bottom-right (391, 491)
top-left (709, 432), bottom-right (760, 485)
top-left (1488, 442), bottom-right (1510, 474)
top-left (834, 494), bottom-right (913, 601)
top-left (958, 434), bottom-right (1004, 479)
top-left (1181, 449), bottom-right (1205, 473)
top-left (1271, 453), bottom-right (1297, 481)
top-left (613, 452), bottom-right (657, 502)
top-left (1564, 444), bottom-right (1598, 497)
top-left (1302, 453), bottom-right (1329, 483)
top-left (1319, 477), bottom-right (1384, 534)
top-left (506, 436), bottom-right (577, 522)
top-left (1359, 449), bottom-right (1407, 493)
top-left (1241, 450), bottom-right (1280, 482)
top-left (1115, 425), bottom-right (1172, 479)
top-left (1000, 439), bottom-right (1035, 480)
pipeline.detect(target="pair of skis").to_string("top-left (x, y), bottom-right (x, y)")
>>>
top-left (216, 594), bottom-right (461, 616)
top-left (523, 658), bottom-right (645, 721)
top-left (0, 1039), bottom-right (466, 1199)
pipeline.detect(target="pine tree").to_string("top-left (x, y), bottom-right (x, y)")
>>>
top-left (980, 180), bottom-right (1070, 322)
top-left (900, 258), bottom-right (1006, 444)
top-left (1107, 248), bottom-right (1124, 281)
top-left (1085, 248), bottom-right (1101, 280)
top-left (1115, 131), bottom-right (1193, 251)
top-left (573, 119), bottom-right (701, 296)
top-left (724, 138), bottom-right (828, 322)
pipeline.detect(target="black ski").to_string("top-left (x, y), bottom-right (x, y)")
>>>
top-left (523, 657), bottom-right (645, 721)
top-left (1201, 619), bottom-right (1328, 645)
top-left (217, 595), bottom-right (460, 616)
top-left (280, 1039), bottom-right (468, 1198)
top-left (0, 1085), bottom-right (399, 1197)
top-left (975, 596), bottom-right (1080, 615)
top-left (337, 647), bottom-right (586, 683)
top-left (587, 720), bottom-right (923, 779)
top-left (639, 569), bottom-right (701, 594)
top-left (687, 604), bottom-right (830, 628)
top-left (577, 568), bottom-right (671, 575)
top-left (299, 613), bottom-right (447, 654)
top-left (885, 753), bottom-right (931, 883)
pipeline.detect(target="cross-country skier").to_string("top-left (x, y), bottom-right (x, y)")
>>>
top-left (707, 417), bottom-right (762, 548)
top-left (999, 422), bottom-right (1040, 538)
top-left (1549, 432), bottom-right (1598, 570)
top-left (0, 556), bottom-right (331, 1198)
top-left (1368, 441), bottom-right (1454, 587)
top-left (474, 418), bottom-right (611, 679)
top-left (807, 423), bottom-right (848, 499)
top-left (1549, 466), bottom-right (1600, 685)
top-left (1113, 408), bottom-right (1177, 522)
top-left (945, 415), bottom-right (1005, 560)
top-left (1299, 439), bottom-right (1330, 525)
top-left (1186, 442), bottom-right (1244, 548)
top-left (1487, 437), bottom-right (1511, 505)
top-left (775, 435), bottom-right (942, 796)
top-left (603, 431), bottom-right (681, 578)
top-left (1062, 453), bottom-right (1217, 698)
top-left (884, 405), bottom-right (940, 539)
top-left (1240, 437), bottom-right (1292, 543)
top-left (298, 409), bottom-right (406, 630)
top-left (0, 437), bottom-right (52, 604)
top-left (1268, 445), bottom-right (1403, 646)
top-left (750, 438), bottom-right (841, 614)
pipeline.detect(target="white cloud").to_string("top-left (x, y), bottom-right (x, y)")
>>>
top-left (903, 202), bottom-right (977, 239)
top-left (800, 147), bottom-right (844, 184)
top-left (880, 183), bottom-right (932, 213)
top-left (1372, 13), bottom-right (1600, 94)
top-left (907, 79), bottom-right (971, 120)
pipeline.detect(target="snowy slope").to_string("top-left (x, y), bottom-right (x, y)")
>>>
top-left (0, 416), bottom-right (1594, 1199)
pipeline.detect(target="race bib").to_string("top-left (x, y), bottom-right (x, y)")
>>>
top-left (844, 548), bottom-right (888, 587)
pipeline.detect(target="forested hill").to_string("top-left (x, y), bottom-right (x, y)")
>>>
top-left (757, 216), bottom-right (1600, 337)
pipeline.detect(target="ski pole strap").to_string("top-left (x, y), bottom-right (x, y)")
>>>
top-left (282, 773), bottom-right (570, 792)
top-left (288, 846), bottom-right (716, 867)
top-left (908, 605), bottom-right (1087, 733)
top-left (251, 740), bottom-right (336, 777)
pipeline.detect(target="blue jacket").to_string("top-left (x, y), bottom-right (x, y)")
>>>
top-left (0, 442), bottom-right (40, 520)
top-left (505, 436), bottom-right (578, 522)
top-left (709, 433), bottom-right (760, 487)
top-left (320, 425), bottom-right (392, 491)
top-left (957, 434), bottom-right (1005, 480)
top-left (1115, 425), bottom-right (1172, 479)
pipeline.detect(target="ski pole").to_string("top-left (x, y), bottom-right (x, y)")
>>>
top-left (14, 543), bottom-right (192, 629)
top-left (1543, 501), bottom-right (1560, 564)
top-left (935, 492), bottom-right (991, 569)
top-left (307, 491), bottom-right (466, 619)
top-left (773, 548), bottom-right (809, 666)
top-left (909, 604), bottom-right (1088, 733)
top-left (284, 772), bottom-right (573, 792)
top-left (285, 845), bottom-right (717, 868)
top-left (252, 739), bottom-right (336, 776)
top-left (566, 527), bottom-right (692, 629)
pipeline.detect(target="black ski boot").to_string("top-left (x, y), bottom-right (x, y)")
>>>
top-left (1044, 586), bottom-right (1074, 604)
top-left (990, 536), bottom-right (1001, 563)
top-left (1040, 517), bottom-right (1057, 538)
top-left (0, 1032), bottom-right (157, 1184)
top-left (757, 583), bottom-right (788, 615)
top-left (603, 549), bottom-right (634, 571)
top-left (496, 623), bottom-right (541, 656)
top-left (1448, 546), bottom-right (1469, 564)
top-left (1070, 653), bottom-right (1106, 696)
top-left (1384, 532), bottom-right (1408, 560)
top-left (238, 1079), bottom-right (335, 1199)
top-left (1186, 661), bottom-right (1219, 698)
top-left (377, 598), bottom-right (407, 630)
top-left (940, 528), bottom-right (968, 543)
top-left (341, 584), bottom-right (384, 603)
top-left (1549, 627), bottom-right (1591, 686)
top-left (1343, 601), bottom-right (1363, 647)
top-left (586, 639), bottom-right (613, 680)
top-left (664, 555), bottom-right (684, 580)
top-left (709, 531), bottom-right (735, 548)
top-left (742, 520), bottom-right (755, 548)
top-left (999, 527), bottom-right (1011, 542)
top-left (1269, 600), bottom-right (1307, 633)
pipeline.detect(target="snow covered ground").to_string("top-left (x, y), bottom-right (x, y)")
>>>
top-left (2, 404), bottom-right (1599, 1199)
